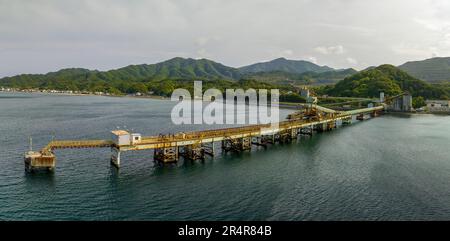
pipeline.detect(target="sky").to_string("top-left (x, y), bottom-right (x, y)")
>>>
top-left (1, 0), bottom-right (450, 77)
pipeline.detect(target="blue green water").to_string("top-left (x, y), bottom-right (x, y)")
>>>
top-left (1, 92), bottom-right (450, 220)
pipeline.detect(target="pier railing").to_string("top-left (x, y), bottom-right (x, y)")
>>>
top-left (42, 140), bottom-right (115, 153)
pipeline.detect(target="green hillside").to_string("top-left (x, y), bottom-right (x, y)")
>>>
top-left (327, 64), bottom-right (450, 99)
top-left (0, 58), bottom-right (242, 94)
top-left (243, 68), bottom-right (356, 85)
top-left (0, 57), bottom-right (350, 95)
top-left (4, 57), bottom-right (448, 101)
top-left (101, 57), bottom-right (241, 81)
top-left (399, 57), bottom-right (450, 82)
top-left (239, 57), bottom-right (334, 74)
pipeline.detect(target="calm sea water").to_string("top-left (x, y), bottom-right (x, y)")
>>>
top-left (0, 92), bottom-right (449, 220)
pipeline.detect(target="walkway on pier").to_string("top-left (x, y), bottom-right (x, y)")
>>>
top-left (26, 103), bottom-right (384, 171)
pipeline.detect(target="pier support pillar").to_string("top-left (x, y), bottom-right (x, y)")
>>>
top-left (252, 136), bottom-right (270, 148)
top-left (291, 128), bottom-right (298, 139)
top-left (327, 121), bottom-right (336, 131)
top-left (342, 116), bottom-right (352, 125)
top-left (154, 146), bottom-right (178, 163)
top-left (222, 137), bottom-right (251, 153)
top-left (111, 147), bottom-right (121, 169)
top-left (203, 142), bottom-right (215, 157)
top-left (299, 126), bottom-right (313, 136)
top-left (180, 143), bottom-right (205, 161)
top-left (314, 123), bottom-right (328, 133)
top-left (277, 129), bottom-right (293, 143)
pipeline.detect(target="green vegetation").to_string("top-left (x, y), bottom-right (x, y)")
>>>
top-left (239, 57), bottom-right (333, 74)
top-left (279, 93), bottom-right (306, 103)
top-left (0, 57), bottom-right (345, 98)
top-left (243, 68), bottom-right (356, 85)
top-left (2, 57), bottom-right (450, 104)
top-left (399, 57), bottom-right (450, 83)
top-left (326, 65), bottom-right (450, 100)
top-left (413, 96), bottom-right (426, 108)
top-left (0, 57), bottom-right (241, 94)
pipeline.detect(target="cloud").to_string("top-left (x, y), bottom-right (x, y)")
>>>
top-left (314, 45), bottom-right (345, 55)
top-left (346, 57), bottom-right (358, 65)
top-left (1, 0), bottom-right (450, 75)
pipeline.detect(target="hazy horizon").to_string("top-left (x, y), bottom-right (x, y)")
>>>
top-left (1, 0), bottom-right (450, 77)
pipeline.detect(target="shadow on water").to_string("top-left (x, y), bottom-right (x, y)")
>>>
top-left (108, 165), bottom-right (120, 179)
top-left (23, 171), bottom-right (56, 187)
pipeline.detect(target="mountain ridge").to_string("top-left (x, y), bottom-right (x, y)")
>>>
top-left (0, 57), bottom-right (343, 88)
top-left (239, 57), bottom-right (334, 74)
top-left (325, 64), bottom-right (449, 100)
top-left (398, 57), bottom-right (450, 82)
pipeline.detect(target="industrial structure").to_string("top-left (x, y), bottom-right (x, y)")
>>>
top-left (384, 92), bottom-right (413, 112)
top-left (24, 93), bottom-right (409, 172)
top-left (426, 100), bottom-right (450, 113)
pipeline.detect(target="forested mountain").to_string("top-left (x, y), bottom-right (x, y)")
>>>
top-left (243, 68), bottom-right (357, 85)
top-left (239, 57), bottom-right (334, 74)
top-left (0, 57), bottom-right (345, 94)
top-left (325, 65), bottom-right (450, 99)
top-left (399, 57), bottom-right (450, 82)
top-left (3, 57), bottom-right (449, 100)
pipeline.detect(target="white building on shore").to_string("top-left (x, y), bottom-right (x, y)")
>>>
top-left (426, 100), bottom-right (450, 112)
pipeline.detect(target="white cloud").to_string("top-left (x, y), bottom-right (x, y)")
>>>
top-left (346, 57), bottom-right (358, 65)
top-left (314, 45), bottom-right (345, 55)
top-left (1, 0), bottom-right (450, 75)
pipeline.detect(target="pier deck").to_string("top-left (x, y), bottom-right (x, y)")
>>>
top-left (24, 104), bottom-right (384, 171)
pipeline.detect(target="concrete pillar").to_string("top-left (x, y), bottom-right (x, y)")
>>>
top-left (111, 147), bottom-right (121, 169)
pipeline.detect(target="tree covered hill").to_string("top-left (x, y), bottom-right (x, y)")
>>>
top-left (0, 57), bottom-right (346, 94)
top-left (243, 68), bottom-right (357, 85)
top-left (101, 57), bottom-right (242, 81)
top-left (0, 57), bottom-right (242, 94)
top-left (324, 64), bottom-right (450, 99)
top-left (399, 57), bottom-right (450, 83)
top-left (3, 57), bottom-right (449, 100)
top-left (239, 57), bottom-right (334, 74)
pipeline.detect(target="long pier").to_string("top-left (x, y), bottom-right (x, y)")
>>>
top-left (24, 104), bottom-right (384, 172)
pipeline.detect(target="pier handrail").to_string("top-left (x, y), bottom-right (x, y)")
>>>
top-left (42, 139), bottom-right (114, 153)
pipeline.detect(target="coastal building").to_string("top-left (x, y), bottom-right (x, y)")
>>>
top-left (426, 100), bottom-right (450, 108)
top-left (111, 130), bottom-right (142, 146)
top-left (112, 130), bottom-right (131, 146)
top-left (131, 133), bottom-right (142, 144)
top-left (426, 100), bottom-right (450, 112)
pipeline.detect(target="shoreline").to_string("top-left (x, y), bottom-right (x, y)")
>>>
top-left (3, 90), bottom-right (449, 114)
top-left (0, 90), bottom-right (301, 110)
